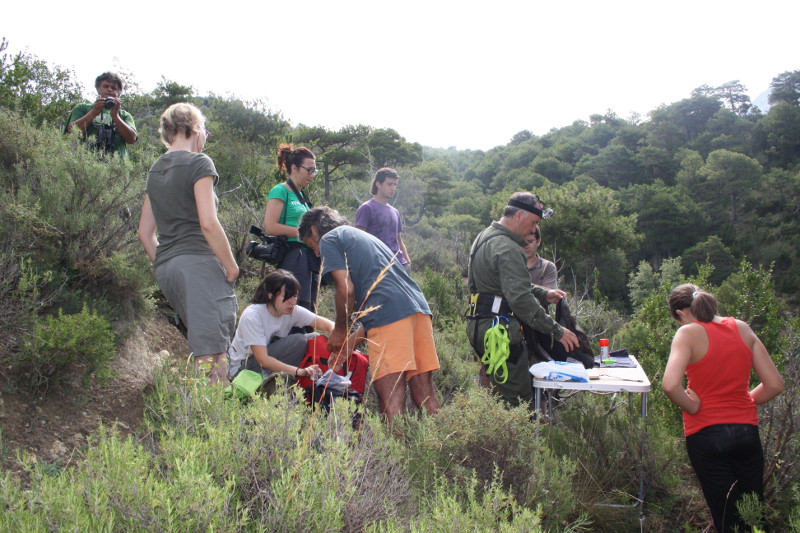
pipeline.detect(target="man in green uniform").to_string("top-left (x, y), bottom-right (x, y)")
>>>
top-left (466, 192), bottom-right (579, 407)
top-left (65, 72), bottom-right (137, 158)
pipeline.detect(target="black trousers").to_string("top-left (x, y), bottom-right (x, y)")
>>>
top-left (278, 243), bottom-right (320, 312)
top-left (685, 423), bottom-right (764, 533)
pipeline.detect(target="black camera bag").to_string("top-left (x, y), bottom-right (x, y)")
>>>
top-left (246, 180), bottom-right (312, 266)
top-left (246, 196), bottom-right (289, 265)
top-left (256, 233), bottom-right (289, 265)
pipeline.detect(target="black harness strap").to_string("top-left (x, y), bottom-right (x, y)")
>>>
top-left (467, 229), bottom-right (512, 352)
top-left (286, 179), bottom-right (313, 208)
top-left (467, 230), bottom-right (506, 292)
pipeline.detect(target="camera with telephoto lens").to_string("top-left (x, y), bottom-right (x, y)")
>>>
top-left (104, 97), bottom-right (114, 109)
top-left (245, 225), bottom-right (288, 264)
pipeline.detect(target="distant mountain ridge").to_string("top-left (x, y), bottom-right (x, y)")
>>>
top-left (753, 87), bottom-right (771, 112)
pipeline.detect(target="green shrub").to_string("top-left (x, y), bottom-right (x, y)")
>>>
top-left (400, 390), bottom-right (580, 529)
top-left (431, 322), bottom-right (480, 404)
top-left (717, 259), bottom-right (790, 364)
top-left (419, 268), bottom-right (464, 324)
top-left (18, 304), bottom-right (115, 390)
top-left (566, 295), bottom-right (627, 350)
top-left (758, 333), bottom-right (800, 528)
top-left (0, 429), bottom-right (9, 466)
top-left (542, 392), bottom-right (688, 530)
top-left (405, 226), bottom-right (459, 275)
top-left (143, 368), bottom-right (417, 531)
top-left (0, 107), bottom-right (156, 339)
top-left (0, 255), bottom-right (54, 367)
top-left (370, 471), bottom-right (554, 532)
top-left (736, 492), bottom-right (769, 532)
top-left (787, 483), bottom-right (800, 532)
top-left (0, 426), bottom-right (248, 532)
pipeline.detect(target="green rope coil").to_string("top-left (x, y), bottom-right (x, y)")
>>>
top-left (482, 318), bottom-right (510, 384)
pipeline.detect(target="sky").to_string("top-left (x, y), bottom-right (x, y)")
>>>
top-left (4, 0), bottom-right (799, 151)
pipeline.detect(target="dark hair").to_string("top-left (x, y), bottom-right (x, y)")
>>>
top-left (95, 72), bottom-right (123, 92)
top-left (276, 143), bottom-right (315, 175)
top-left (251, 269), bottom-right (300, 305)
top-left (371, 167), bottom-right (400, 195)
top-left (503, 192), bottom-right (542, 218)
top-left (525, 227), bottom-right (541, 245)
top-left (298, 206), bottom-right (349, 240)
top-left (668, 283), bottom-right (718, 322)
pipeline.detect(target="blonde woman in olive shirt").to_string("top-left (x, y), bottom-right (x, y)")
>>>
top-left (138, 103), bottom-right (238, 385)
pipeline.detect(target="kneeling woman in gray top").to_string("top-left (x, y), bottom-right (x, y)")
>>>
top-left (138, 102), bottom-right (239, 385)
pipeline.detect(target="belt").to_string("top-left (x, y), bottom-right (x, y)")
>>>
top-left (466, 293), bottom-right (513, 319)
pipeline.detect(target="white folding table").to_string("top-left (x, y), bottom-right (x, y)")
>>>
top-left (532, 356), bottom-right (651, 512)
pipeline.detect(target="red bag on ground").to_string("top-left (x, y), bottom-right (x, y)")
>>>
top-left (297, 335), bottom-right (368, 395)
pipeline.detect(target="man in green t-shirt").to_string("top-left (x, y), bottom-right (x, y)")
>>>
top-left (64, 72), bottom-right (137, 158)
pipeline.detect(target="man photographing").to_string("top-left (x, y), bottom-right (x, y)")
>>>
top-left (65, 72), bottom-right (137, 158)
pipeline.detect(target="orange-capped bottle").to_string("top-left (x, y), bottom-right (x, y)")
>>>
top-left (599, 338), bottom-right (610, 360)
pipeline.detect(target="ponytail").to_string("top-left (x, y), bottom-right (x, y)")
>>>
top-left (668, 283), bottom-right (718, 322)
top-left (276, 143), bottom-right (315, 175)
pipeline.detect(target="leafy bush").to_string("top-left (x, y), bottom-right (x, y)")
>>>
top-left (0, 108), bottom-right (155, 359)
top-left (0, 255), bottom-right (53, 368)
top-left (431, 321), bottom-right (481, 404)
top-left (142, 369), bottom-right (417, 531)
top-left (400, 390), bottom-right (580, 529)
top-left (717, 259), bottom-right (790, 363)
top-left (405, 235), bottom-right (453, 275)
top-left (370, 472), bottom-right (555, 532)
top-left (0, 426), bottom-right (247, 532)
top-left (566, 294), bottom-right (628, 350)
top-left (17, 304), bottom-right (116, 390)
top-left (543, 392), bottom-right (687, 530)
top-left (419, 267), bottom-right (464, 324)
top-left (757, 332), bottom-right (800, 527)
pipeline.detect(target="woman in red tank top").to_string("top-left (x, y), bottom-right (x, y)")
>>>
top-left (663, 284), bottom-right (783, 532)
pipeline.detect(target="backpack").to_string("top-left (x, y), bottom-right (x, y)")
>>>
top-left (297, 335), bottom-right (368, 408)
top-left (522, 299), bottom-right (595, 369)
top-left (555, 299), bottom-right (594, 358)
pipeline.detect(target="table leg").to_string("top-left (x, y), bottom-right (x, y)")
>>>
top-left (637, 392), bottom-right (648, 516)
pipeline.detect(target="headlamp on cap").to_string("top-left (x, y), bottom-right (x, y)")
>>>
top-left (508, 199), bottom-right (555, 220)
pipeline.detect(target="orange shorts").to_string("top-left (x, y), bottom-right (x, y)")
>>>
top-left (366, 313), bottom-right (440, 382)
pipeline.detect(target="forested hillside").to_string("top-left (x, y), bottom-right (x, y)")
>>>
top-left (1, 37), bottom-right (799, 531)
